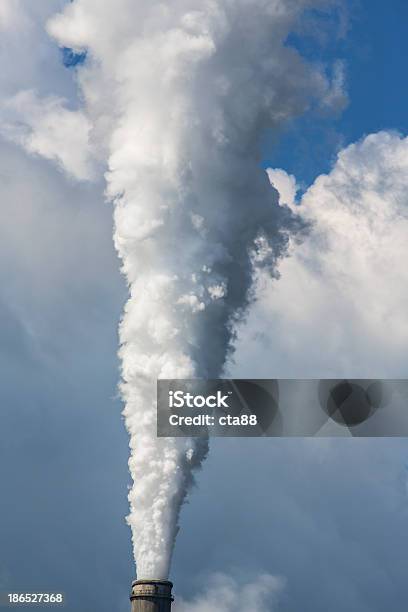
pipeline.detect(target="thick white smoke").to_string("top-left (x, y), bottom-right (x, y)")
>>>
top-left (43, 0), bottom-right (344, 579)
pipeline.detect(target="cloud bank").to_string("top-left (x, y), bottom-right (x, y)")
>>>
top-left (232, 131), bottom-right (408, 378)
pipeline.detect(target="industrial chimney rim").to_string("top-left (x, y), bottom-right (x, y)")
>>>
top-left (131, 580), bottom-right (173, 587)
top-left (130, 579), bottom-right (174, 603)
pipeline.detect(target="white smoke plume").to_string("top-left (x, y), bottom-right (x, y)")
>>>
top-left (31, 0), bottom-right (344, 579)
top-left (173, 573), bottom-right (285, 612)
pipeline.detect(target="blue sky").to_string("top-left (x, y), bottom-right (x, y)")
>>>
top-left (263, 0), bottom-right (408, 186)
top-left (61, 47), bottom-right (87, 67)
top-left (1, 2), bottom-right (408, 611)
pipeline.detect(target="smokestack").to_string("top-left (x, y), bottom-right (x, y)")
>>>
top-left (130, 580), bottom-right (173, 612)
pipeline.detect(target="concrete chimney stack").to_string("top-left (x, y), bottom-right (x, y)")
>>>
top-left (130, 580), bottom-right (173, 612)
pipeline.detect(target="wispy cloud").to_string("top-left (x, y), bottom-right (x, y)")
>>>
top-left (174, 573), bottom-right (285, 612)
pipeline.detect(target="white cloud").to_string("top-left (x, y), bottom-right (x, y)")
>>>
top-left (0, 2), bottom-right (74, 96)
top-left (267, 168), bottom-right (299, 210)
top-left (1, 90), bottom-right (95, 181)
top-left (231, 131), bottom-right (408, 378)
top-left (320, 59), bottom-right (347, 112)
top-left (0, 0), bottom-right (24, 31)
top-left (0, 1), bottom-right (93, 181)
top-left (0, 139), bottom-right (121, 331)
top-left (174, 573), bottom-right (284, 612)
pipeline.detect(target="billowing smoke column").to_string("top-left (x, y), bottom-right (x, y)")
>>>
top-left (47, 0), bottom-right (342, 579)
